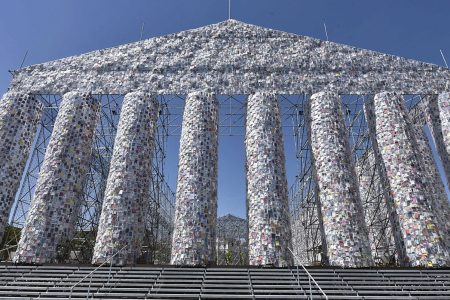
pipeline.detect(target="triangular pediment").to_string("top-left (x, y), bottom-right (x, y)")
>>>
top-left (10, 19), bottom-right (450, 95)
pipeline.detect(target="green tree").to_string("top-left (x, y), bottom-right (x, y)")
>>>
top-left (225, 249), bottom-right (233, 265)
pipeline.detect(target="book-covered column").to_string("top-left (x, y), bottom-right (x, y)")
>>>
top-left (171, 92), bottom-right (218, 266)
top-left (409, 112), bottom-right (450, 254)
top-left (92, 92), bottom-right (159, 266)
top-left (13, 91), bottom-right (100, 264)
top-left (245, 92), bottom-right (292, 267)
top-left (0, 92), bottom-right (42, 242)
top-left (366, 92), bottom-right (449, 267)
top-left (308, 91), bottom-right (373, 267)
top-left (290, 216), bottom-right (309, 265)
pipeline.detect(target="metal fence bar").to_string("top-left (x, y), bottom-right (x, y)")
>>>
top-left (288, 247), bottom-right (328, 300)
top-left (69, 244), bottom-right (127, 299)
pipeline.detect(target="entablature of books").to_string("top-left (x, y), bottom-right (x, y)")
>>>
top-left (8, 19), bottom-right (450, 95)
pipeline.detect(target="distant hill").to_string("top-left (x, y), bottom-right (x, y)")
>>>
top-left (217, 214), bottom-right (247, 240)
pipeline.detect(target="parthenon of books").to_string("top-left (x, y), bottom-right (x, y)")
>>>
top-left (1, 19), bottom-right (449, 267)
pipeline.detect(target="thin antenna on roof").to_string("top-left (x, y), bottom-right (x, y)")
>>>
top-left (140, 22), bottom-right (145, 41)
top-left (440, 49), bottom-right (448, 68)
top-left (228, 0), bottom-right (231, 20)
top-left (323, 23), bottom-right (329, 42)
top-left (19, 50), bottom-right (29, 69)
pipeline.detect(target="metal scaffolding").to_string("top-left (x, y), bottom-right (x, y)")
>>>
top-left (3, 93), bottom-right (432, 265)
top-left (5, 94), bottom-right (176, 264)
top-left (288, 94), bottom-right (436, 266)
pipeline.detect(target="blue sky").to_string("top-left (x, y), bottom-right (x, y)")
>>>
top-left (1, 0), bottom-right (449, 218)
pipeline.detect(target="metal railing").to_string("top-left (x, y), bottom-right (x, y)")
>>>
top-left (0, 245), bottom-right (17, 254)
top-left (288, 247), bottom-right (328, 300)
top-left (0, 245), bottom-right (18, 262)
top-left (68, 245), bottom-right (128, 299)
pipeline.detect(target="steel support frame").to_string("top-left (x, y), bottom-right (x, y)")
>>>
top-left (5, 94), bottom-right (176, 264)
top-left (4, 93), bottom-right (428, 266)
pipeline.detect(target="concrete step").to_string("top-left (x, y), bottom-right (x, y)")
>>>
top-left (0, 264), bottom-right (449, 299)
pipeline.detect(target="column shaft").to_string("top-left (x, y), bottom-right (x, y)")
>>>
top-left (92, 92), bottom-right (159, 265)
top-left (290, 216), bottom-right (309, 265)
top-left (245, 92), bottom-right (292, 267)
top-left (171, 92), bottom-right (218, 265)
top-left (368, 92), bottom-right (449, 267)
top-left (0, 92), bottom-right (42, 242)
top-left (412, 122), bottom-right (450, 250)
top-left (308, 91), bottom-right (373, 267)
top-left (13, 92), bottom-right (100, 264)
top-left (364, 98), bottom-right (408, 265)
top-left (409, 99), bottom-right (450, 242)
